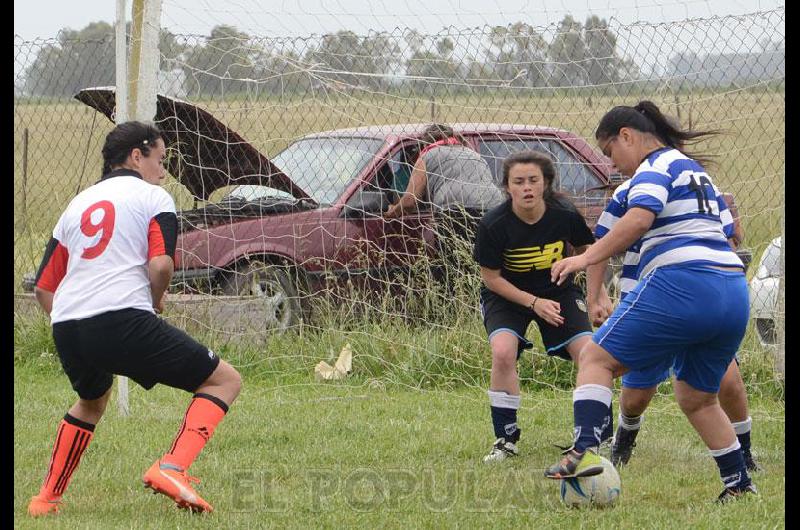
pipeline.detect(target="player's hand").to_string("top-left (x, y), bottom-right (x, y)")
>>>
top-left (533, 298), bottom-right (564, 327)
top-left (588, 296), bottom-right (613, 327)
top-left (551, 255), bottom-right (589, 286)
top-left (382, 204), bottom-right (400, 219)
top-left (153, 297), bottom-right (165, 315)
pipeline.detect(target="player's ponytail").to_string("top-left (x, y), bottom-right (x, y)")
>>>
top-left (595, 100), bottom-right (719, 165)
top-left (101, 121), bottom-right (164, 178)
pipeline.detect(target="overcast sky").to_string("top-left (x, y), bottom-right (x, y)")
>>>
top-left (14, 0), bottom-right (784, 40)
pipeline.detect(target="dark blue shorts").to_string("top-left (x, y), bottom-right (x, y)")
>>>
top-left (593, 265), bottom-right (748, 393)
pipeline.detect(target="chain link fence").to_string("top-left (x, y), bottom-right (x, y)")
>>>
top-left (14, 9), bottom-right (784, 378)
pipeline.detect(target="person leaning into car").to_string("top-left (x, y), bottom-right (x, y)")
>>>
top-left (383, 123), bottom-right (503, 218)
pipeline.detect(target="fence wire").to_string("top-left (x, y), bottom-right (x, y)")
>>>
top-left (14, 9), bottom-right (784, 383)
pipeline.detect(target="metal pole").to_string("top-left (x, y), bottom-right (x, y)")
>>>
top-left (116, 0), bottom-right (130, 417)
top-left (21, 128), bottom-right (28, 232)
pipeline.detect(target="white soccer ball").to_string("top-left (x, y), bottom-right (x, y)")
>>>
top-left (559, 456), bottom-right (621, 507)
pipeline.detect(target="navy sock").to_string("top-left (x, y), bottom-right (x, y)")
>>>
top-left (732, 417), bottom-right (753, 456)
top-left (711, 440), bottom-right (751, 490)
top-left (601, 401), bottom-right (614, 442)
top-left (737, 431), bottom-right (752, 456)
top-left (488, 390), bottom-right (520, 443)
top-left (573, 384), bottom-right (612, 452)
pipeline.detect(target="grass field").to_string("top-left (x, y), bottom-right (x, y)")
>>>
top-left (14, 359), bottom-right (784, 528)
top-left (14, 305), bottom-right (785, 528)
top-left (13, 88), bottom-right (785, 527)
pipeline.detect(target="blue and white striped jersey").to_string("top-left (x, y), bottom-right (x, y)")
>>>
top-left (595, 150), bottom-right (738, 295)
top-left (594, 180), bottom-right (639, 296)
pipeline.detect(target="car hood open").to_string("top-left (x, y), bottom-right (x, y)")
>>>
top-left (74, 87), bottom-right (312, 201)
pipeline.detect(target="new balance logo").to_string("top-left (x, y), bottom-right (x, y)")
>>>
top-left (503, 241), bottom-right (565, 272)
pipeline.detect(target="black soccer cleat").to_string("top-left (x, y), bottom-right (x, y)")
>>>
top-left (743, 451), bottom-right (763, 473)
top-left (716, 482), bottom-right (758, 503)
top-left (610, 425), bottom-right (639, 467)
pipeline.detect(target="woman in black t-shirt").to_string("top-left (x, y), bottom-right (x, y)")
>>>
top-left (473, 150), bottom-right (606, 463)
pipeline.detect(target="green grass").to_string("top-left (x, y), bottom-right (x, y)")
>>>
top-left (14, 360), bottom-right (784, 528)
top-left (13, 86), bottom-right (786, 526)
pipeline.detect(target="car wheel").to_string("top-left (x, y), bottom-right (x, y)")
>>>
top-left (220, 260), bottom-right (303, 333)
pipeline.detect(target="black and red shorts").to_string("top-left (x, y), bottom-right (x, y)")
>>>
top-left (52, 308), bottom-right (220, 400)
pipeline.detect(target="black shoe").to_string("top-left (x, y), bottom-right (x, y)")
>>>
top-left (716, 483), bottom-right (758, 503)
top-left (744, 451), bottom-right (763, 473)
top-left (611, 425), bottom-right (639, 467)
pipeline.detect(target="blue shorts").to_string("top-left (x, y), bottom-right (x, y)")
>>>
top-left (621, 360), bottom-right (673, 389)
top-left (621, 355), bottom-right (741, 389)
top-left (593, 265), bottom-right (748, 394)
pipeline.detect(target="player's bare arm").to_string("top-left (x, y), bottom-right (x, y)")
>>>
top-left (577, 242), bottom-right (613, 326)
top-left (148, 255), bottom-right (174, 314)
top-left (585, 260), bottom-right (613, 326)
top-left (480, 266), bottom-right (564, 327)
top-left (33, 286), bottom-right (55, 316)
top-left (552, 207), bottom-right (655, 285)
top-left (384, 157), bottom-right (427, 218)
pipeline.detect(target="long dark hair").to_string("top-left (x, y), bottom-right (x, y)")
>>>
top-left (101, 121), bottom-right (164, 176)
top-left (501, 150), bottom-right (575, 210)
top-left (595, 100), bottom-right (719, 166)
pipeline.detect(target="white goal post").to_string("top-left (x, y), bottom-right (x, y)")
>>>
top-left (116, 0), bottom-right (163, 416)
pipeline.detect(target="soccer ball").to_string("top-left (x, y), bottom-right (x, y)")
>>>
top-left (559, 456), bottom-right (621, 507)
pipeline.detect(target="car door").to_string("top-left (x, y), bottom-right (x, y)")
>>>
top-left (340, 140), bottom-right (437, 289)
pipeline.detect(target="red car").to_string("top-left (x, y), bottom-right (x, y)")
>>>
top-left (35, 88), bottom-right (749, 330)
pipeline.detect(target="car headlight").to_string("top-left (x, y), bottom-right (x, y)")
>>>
top-left (755, 237), bottom-right (782, 280)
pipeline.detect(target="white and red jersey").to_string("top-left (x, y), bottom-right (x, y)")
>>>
top-left (35, 170), bottom-right (178, 324)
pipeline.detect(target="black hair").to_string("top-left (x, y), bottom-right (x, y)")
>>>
top-left (595, 100), bottom-right (718, 166)
top-left (501, 150), bottom-right (575, 210)
top-left (420, 123), bottom-right (469, 148)
top-left (101, 121), bottom-right (164, 177)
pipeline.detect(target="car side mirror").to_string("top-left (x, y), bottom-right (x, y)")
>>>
top-left (342, 190), bottom-right (389, 219)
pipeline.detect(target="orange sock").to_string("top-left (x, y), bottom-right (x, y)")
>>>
top-left (162, 393), bottom-right (228, 471)
top-left (38, 414), bottom-right (95, 500)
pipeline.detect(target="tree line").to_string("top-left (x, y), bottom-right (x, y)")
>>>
top-left (18, 16), bottom-right (643, 98)
top-left (18, 16), bottom-right (783, 99)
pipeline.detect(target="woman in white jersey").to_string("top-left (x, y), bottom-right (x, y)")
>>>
top-left (28, 122), bottom-right (241, 516)
top-left (541, 101), bottom-right (756, 503)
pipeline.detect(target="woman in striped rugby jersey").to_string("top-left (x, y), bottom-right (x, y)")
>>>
top-left (543, 101), bottom-right (756, 503)
top-left (587, 177), bottom-right (761, 473)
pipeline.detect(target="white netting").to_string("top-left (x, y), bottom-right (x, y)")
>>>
top-left (14, 4), bottom-right (785, 398)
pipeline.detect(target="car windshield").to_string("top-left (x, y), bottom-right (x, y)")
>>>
top-left (264, 136), bottom-right (385, 205)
